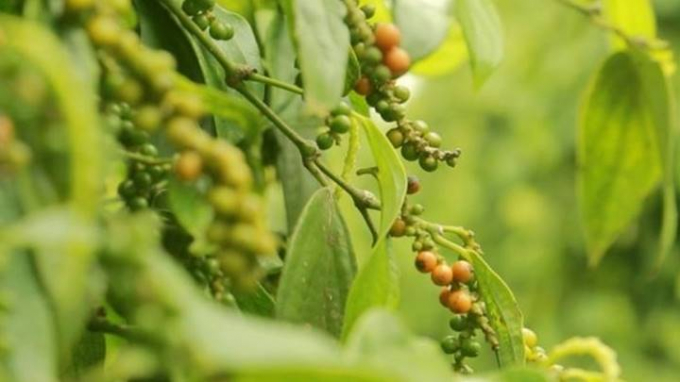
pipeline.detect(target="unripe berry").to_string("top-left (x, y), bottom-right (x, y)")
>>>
top-left (389, 218), bottom-right (406, 237)
top-left (364, 47), bottom-right (383, 65)
top-left (440, 335), bottom-right (459, 354)
top-left (412, 120), bottom-right (429, 134)
top-left (431, 263), bottom-right (453, 285)
top-left (361, 4), bottom-right (376, 19)
top-left (133, 106), bottom-right (162, 132)
top-left (329, 115), bottom-right (351, 134)
top-left (424, 131), bottom-right (442, 148)
top-left (383, 47), bottom-right (411, 78)
top-left (354, 77), bottom-right (372, 95)
top-left (415, 251), bottom-right (437, 273)
top-left (193, 14), bottom-right (210, 31)
top-left (406, 175), bottom-right (421, 194)
top-left (210, 21), bottom-right (234, 40)
top-left (331, 102), bottom-right (352, 116)
top-left (374, 23), bottom-right (401, 52)
top-left (447, 290), bottom-right (472, 314)
top-left (401, 142), bottom-right (419, 161)
top-left (316, 132), bottom-right (334, 150)
top-left (449, 314), bottom-right (468, 331)
top-left (451, 260), bottom-right (474, 284)
top-left (522, 328), bottom-right (538, 348)
top-left (87, 16), bottom-right (120, 47)
top-left (129, 196), bottom-right (148, 211)
top-left (386, 128), bottom-right (404, 148)
top-left (182, 0), bottom-right (201, 16)
top-left (175, 151), bottom-right (203, 181)
top-left (393, 85), bottom-right (411, 102)
top-left (461, 338), bottom-right (481, 357)
top-left (419, 155), bottom-right (438, 172)
top-left (373, 65), bottom-right (392, 83)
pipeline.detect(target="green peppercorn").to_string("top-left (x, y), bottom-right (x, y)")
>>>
top-left (193, 14), bottom-right (210, 31)
top-left (361, 4), bottom-right (376, 19)
top-left (364, 47), bottom-right (383, 65)
top-left (419, 154), bottom-right (438, 172)
top-left (424, 131), bottom-right (442, 148)
top-left (140, 143), bottom-right (158, 157)
top-left (209, 20), bottom-right (234, 41)
top-left (366, 92), bottom-right (382, 106)
top-left (449, 315), bottom-right (468, 331)
top-left (412, 120), bottom-right (429, 134)
top-left (194, 0), bottom-right (215, 12)
top-left (129, 196), bottom-right (148, 211)
top-left (446, 156), bottom-right (457, 168)
top-left (133, 106), bottom-right (162, 132)
top-left (393, 85), bottom-right (411, 102)
top-left (331, 102), bottom-right (352, 116)
top-left (461, 339), bottom-right (481, 357)
top-left (181, 0), bottom-right (200, 16)
top-left (386, 128), bottom-right (404, 148)
top-left (388, 103), bottom-right (406, 121)
top-left (410, 204), bottom-right (424, 215)
top-left (401, 142), bottom-right (419, 161)
top-left (316, 132), bottom-right (334, 150)
top-left (440, 335), bottom-right (460, 354)
top-left (329, 115), bottom-right (351, 134)
top-left (133, 172), bottom-right (152, 190)
top-left (373, 65), bottom-right (392, 83)
top-left (117, 179), bottom-right (136, 198)
top-left (375, 100), bottom-right (390, 115)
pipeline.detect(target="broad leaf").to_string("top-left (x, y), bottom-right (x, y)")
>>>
top-left (341, 240), bottom-right (399, 339)
top-left (467, 250), bottom-right (525, 367)
top-left (277, 188), bottom-right (357, 337)
top-left (282, 0), bottom-right (350, 114)
top-left (1, 253), bottom-right (59, 382)
top-left (233, 283), bottom-right (276, 318)
top-left (344, 309), bottom-right (453, 382)
top-left (344, 50), bottom-right (361, 95)
top-left (393, 0), bottom-right (451, 62)
top-left (357, 116), bottom-right (407, 241)
top-left (412, 24), bottom-right (468, 77)
top-left (61, 331), bottom-right (106, 378)
top-left (578, 51), bottom-right (669, 264)
top-left (455, 0), bottom-right (504, 87)
top-left (167, 179), bottom-right (214, 255)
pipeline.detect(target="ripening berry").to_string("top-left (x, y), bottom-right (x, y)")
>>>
top-left (522, 328), bottom-right (538, 348)
top-left (431, 263), bottom-right (453, 285)
top-left (451, 260), bottom-right (474, 284)
top-left (389, 218), bottom-right (407, 237)
top-left (374, 23), bottom-right (401, 52)
top-left (386, 128), bottom-right (404, 148)
top-left (175, 151), bottom-right (203, 181)
top-left (407, 175), bottom-right (421, 194)
top-left (439, 287), bottom-right (451, 307)
top-left (415, 251), bottom-right (437, 273)
top-left (383, 47), bottom-right (411, 78)
top-left (316, 132), bottom-right (334, 150)
top-left (354, 77), bottom-right (372, 95)
top-left (447, 290), bottom-right (472, 314)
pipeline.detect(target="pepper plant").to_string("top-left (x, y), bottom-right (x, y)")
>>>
top-left (0, 0), bottom-right (676, 381)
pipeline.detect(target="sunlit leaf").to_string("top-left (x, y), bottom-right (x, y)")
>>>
top-left (393, 0), bottom-right (451, 62)
top-left (455, 0), bottom-right (504, 87)
top-left (578, 51), bottom-right (669, 265)
top-left (412, 23), bottom-right (468, 77)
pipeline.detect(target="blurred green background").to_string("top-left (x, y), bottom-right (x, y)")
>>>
top-left (329, 0), bottom-right (680, 380)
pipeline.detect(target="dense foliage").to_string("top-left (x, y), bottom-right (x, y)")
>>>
top-left (0, 0), bottom-right (677, 381)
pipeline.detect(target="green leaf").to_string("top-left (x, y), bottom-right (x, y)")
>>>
top-left (276, 188), bottom-right (357, 337)
top-left (578, 51), bottom-right (669, 264)
top-left (412, 23), bottom-right (468, 77)
top-left (467, 250), bottom-right (525, 367)
top-left (455, 0), bottom-right (504, 88)
top-left (167, 179), bottom-right (215, 254)
top-left (61, 331), bottom-right (106, 378)
top-left (233, 283), bottom-right (276, 318)
top-left (1, 253), bottom-right (59, 382)
top-left (393, 0), bottom-right (451, 62)
top-left (282, 0), bottom-right (350, 114)
top-left (603, 0), bottom-right (656, 50)
top-left (344, 50), bottom-right (361, 95)
top-left (357, 116), bottom-right (407, 241)
top-left (341, 240), bottom-right (399, 340)
top-left (344, 309), bottom-right (453, 382)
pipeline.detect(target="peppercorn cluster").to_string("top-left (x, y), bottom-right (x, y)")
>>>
top-left (523, 327), bottom-right (548, 363)
top-left (316, 102), bottom-right (353, 150)
top-left (342, 0), bottom-right (461, 171)
top-left (181, 0), bottom-right (235, 41)
top-left (68, 0), bottom-right (276, 292)
top-left (388, 175), bottom-right (497, 372)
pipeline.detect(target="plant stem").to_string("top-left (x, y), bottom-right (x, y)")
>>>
top-left (87, 317), bottom-right (154, 344)
top-left (314, 159), bottom-right (381, 210)
top-left (248, 72), bottom-right (304, 95)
